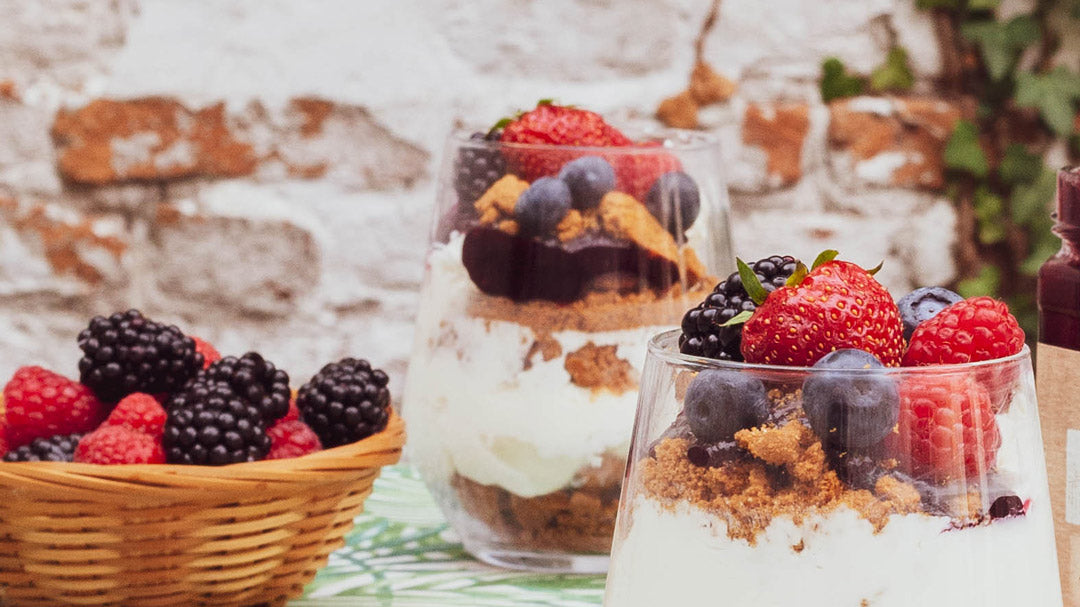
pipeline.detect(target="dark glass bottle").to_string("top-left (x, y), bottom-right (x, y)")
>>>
top-left (1037, 166), bottom-right (1080, 605)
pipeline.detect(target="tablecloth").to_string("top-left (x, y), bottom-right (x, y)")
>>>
top-left (289, 465), bottom-right (606, 607)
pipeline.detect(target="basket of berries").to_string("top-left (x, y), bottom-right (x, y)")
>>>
top-left (0, 310), bottom-right (404, 607)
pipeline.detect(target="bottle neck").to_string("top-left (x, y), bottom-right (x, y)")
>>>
top-left (1054, 168), bottom-right (1080, 252)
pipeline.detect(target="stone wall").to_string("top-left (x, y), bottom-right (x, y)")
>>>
top-left (0, 0), bottom-right (991, 393)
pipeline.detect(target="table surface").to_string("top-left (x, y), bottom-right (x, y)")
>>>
top-left (289, 465), bottom-right (606, 607)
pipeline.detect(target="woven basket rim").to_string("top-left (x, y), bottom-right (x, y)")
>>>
top-left (0, 411), bottom-right (405, 482)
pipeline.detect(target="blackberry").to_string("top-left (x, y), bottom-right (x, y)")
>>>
top-left (297, 358), bottom-right (391, 448)
top-left (454, 130), bottom-right (506, 207)
top-left (77, 309), bottom-right (203, 404)
top-left (679, 255), bottom-right (797, 361)
top-left (3, 433), bottom-right (82, 462)
top-left (162, 352), bottom-right (290, 466)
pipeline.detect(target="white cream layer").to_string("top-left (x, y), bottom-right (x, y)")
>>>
top-left (404, 233), bottom-right (663, 498)
top-left (605, 496), bottom-right (1062, 607)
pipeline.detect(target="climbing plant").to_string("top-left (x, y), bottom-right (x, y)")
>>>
top-left (822, 0), bottom-right (1080, 339)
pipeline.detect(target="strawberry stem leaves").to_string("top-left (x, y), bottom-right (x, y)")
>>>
top-left (785, 261), bottom-right (810, 287)
top-left (866, 260), bottom-right (884, 276)
top-left (720, 310), bottom-right (754, 327)
top-left (812, 250), bottom-right (839, 270)
top-left (737, 258), bottom-right (770, 306)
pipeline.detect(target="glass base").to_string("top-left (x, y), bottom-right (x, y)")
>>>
top-left (467, 544), bottom-right (610, 574)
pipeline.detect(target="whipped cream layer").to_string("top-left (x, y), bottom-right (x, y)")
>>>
top-left (404, 233), bottom-right (670, 498)
top-left (605, 496), bottom-right (1061, 607)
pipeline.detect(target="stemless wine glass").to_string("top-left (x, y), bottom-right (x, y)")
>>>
top-left (605, 329), bottom-right (1061, 606)
top-left (403, 130), bottom-right (732, 573)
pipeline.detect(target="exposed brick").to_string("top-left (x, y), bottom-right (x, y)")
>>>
top-left (689, 61), bottom-right (735, 105)
top-left (656, 91), bottom-right (698, 129)
top-left (291, 97), bottom-right (334, 137)
top-left (742, 103), bottom-right (810, 187)
top-left (0, 80), bottom-right (17, 101)
top-left (827, 96), bottom-right (963, 190)
top-left (52, 97), bottom-right (257, 185)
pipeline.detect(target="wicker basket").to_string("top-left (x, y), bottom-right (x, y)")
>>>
top-left (0, 413), bottom-right (405, 607)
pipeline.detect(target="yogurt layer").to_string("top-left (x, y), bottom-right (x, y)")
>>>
top-left (605, 496), bottom-right (1062, 607)
top-left (404, 233), bottom-right (669, 498)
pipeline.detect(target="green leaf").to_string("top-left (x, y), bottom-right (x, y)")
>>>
top-left (812, 249), bottom-right (839, 270)
top-left (944, 120), bottom-right (989, 177)
top-left (737, 258), bottom-right (770, 305)
top-left (957, 264), bottom-right (1002, 298)
top-left (1011, 166), bottom-right (1057, 226)
top-left (721, 310), bottom-right (754, 327)
top-left (998, 144), bottom-right (1042, 184)
top-left (1021, 219), bottom-right (1059, 275)
top-left (974, 186), bottom-right (1007, 244)
top-left (820, 58), bottom-right (866, 103)
top-left (916, 0), bottom-right (960, 9)
top-left (969, 0), bottom-right (1002, 9)
top-left (869, 47), bottom-right (915, 93)
top-left (1015, 67), bottom-right (1080, 136)
top-left (866, 260), bottom-right (884, 276)
top-left (961, 16), bottom-right (1040, 81)
top-left (785, 261), bottom-right (810, 288)
top-left (1071, 0), bottom-right (1080, 19)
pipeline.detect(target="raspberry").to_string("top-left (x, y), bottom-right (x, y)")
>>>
top-left (296, 358), bottom-right (391, 448)
top-left (283, 395), bottom-right (300, 422)
top-left (266, 419), bottom-right (322, 460)
top-left (103, 393), bottom-right (167, 437)
top-left (192, 336), bottom-right (222, 369)
top-left (894, 374), bottom-right (1000, 482)
top-left (902, 296), bottom-right (1025, 366)
top-left (74, 425), bottom-right (166, 465)
top-left (77, 310), bottom-right (203, 404)
top-left (3, 433), bottom-right (83, 462)
top-left (3, 366), bottom-right (106, 448)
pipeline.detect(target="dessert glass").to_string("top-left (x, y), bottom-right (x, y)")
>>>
top-left (605, 329), bottom-right (1062, 607)
top-left (404, 130), bottom-right (732, 573)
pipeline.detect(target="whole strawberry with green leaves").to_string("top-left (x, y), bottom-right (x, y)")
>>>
top-left (735, 251), bottom-right (906, 367)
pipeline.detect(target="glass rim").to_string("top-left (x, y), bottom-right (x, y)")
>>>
top-left (448, 127), bottom-right (720, 154)
top-left (646, 328), bottom-right (1030, 373)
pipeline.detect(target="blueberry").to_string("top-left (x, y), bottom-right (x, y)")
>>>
top-left (558, 156), bottom-right (615, 210)
top-left (683, 369), bottom-right (769, 443)
top-left (644, 171), bottom-right (701, 235)
top-left (514, 177), bottom-right (572, 236)
top-left (897, 286), bottom-right (963, 341)
top-left (801, 349), bottom-right (899, 452)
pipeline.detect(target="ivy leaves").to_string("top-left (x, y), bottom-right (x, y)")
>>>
top-left (961, 16), bottom-right (1039, 81)
top-left (819, 49), bottom-right (914, 102)
top-left (1015, 67), bottom-right (1080, 136)
top-left (944, 120), bottom-right (989, 178)
top-left (821, 59), bottom-right (865, 103)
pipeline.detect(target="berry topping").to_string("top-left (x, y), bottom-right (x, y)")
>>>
top-left (499, 101), bottom-right (631, 181)
top-left (902, 296), bottom-right (1025, 365)
top-left (103, 393), bottom-right (167, 437)
top-left (894, 374), bottom-right (1000, 482)
top-left (163, 353), bottom-right (290, 465)
top-left (192, 336), bottom-right (222, 369)
top-left (801, 349), bottom-right (900, 452)
top-left (989, 495), bottom-right (1025, 519)
top-left (74, 425), bottom-right (165, 465)
top-left (896, 287), bottom-right (963, 342)
top-left (77, 309), bottom-right (203, 404)
top-left (740, 255), bottom-right (905, 367)
top-left (679, 255), bottom-right (797, 361)
top-left (297, 358), bottom-right (391, 448)
top-left (3, 366), bottom-right (105, 448)
top-left (3, 433), bottom-right (83, 462)
top-left (683, 369), bottom-right (770, 443)
top-left (558, 156), bottom-right (615, 210)
top-left (644, 171), bottom-right (701, 235)
top-left (266, 419), bottom-right (323, 460)
top-left (454, 130), bottom-right (507, 207)
top-left (514, 176), bottom-right (572, 236)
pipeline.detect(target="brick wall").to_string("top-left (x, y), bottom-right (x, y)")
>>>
top-left (0, 0), bottom-right (1029, 393)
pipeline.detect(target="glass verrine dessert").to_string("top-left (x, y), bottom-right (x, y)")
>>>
top-left (404, 102), bottom-right (731, 572)
top-left (605, 255), bottom-right (1061, 607)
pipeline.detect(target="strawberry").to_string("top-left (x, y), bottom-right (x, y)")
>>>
top-left (192, 336), bottom-right (221, 369)
top-left (902, 297), bottom-right (1024, 366)
top-left (738, 253), bottom-right (906, 367)
top-left (893, 374), bottom-right (1000, 482)
top-left (3, 366), bottom-right (106, 448)
top-left (499, 101), bottom-right (631, 181)
top-left (266, 419), bottom-right (322, 460)
top-left (74, 425), bottom-right (166, 465)
top-left (102, 393), bottom-right (167, 438)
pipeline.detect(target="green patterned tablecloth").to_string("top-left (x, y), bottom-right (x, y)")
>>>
top-left (289, 465), bottom-right (606, 607)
